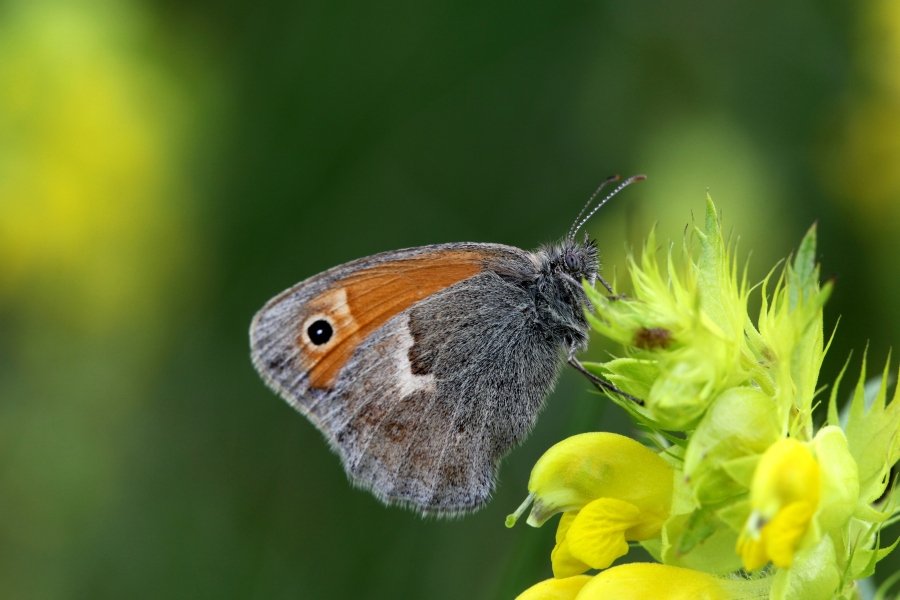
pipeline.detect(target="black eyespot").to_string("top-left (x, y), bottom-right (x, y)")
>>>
top-left (307, 319), bottom-right (333, 345)
top-left (565, 251), bottom-right (581, 270)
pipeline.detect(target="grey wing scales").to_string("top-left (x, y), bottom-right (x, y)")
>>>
top-left (338, 271), bottom-right (562, 515)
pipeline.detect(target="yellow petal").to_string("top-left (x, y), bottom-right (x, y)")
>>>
top-left (737, 438), bottom-right (822, 570)
top-left (551, 538), bottom-right (592, 579)
top-left (516, 575), bottom-right (592, 600)
top-left (566, 498), bottom-right (642, 570)
top-left (751, 438), bottom-right (820, 517)
top-left (526, 433), bottom-right (674, 526)
top-left (556, 510), bottom-right (579, 544)
top-left (736, 529), bottom-right (769, 572)
top-left (736, 501), bottom-right (815, 570)
top-left (765, 501), bottom-right (815, 568)
top-left (575, 563), bottom-right (730, 600)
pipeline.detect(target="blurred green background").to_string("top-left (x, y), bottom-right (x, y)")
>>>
top-left (2, 0), bottom-right (899, 597)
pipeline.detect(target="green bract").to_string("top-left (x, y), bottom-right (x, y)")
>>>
top-left (512, 197), bottom-right (900, 600)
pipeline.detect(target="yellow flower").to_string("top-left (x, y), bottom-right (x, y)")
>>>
top-left (507, 433), bottom-right (674, 577)
top-left (0, 1), bottom-right (202, 331)
top-left (518, 564), bottom-right (771, 600)
top-left (515, 574), bottom-right (591, 600)
top-left (575, 563), bottom-right (760, 600)
top-left (513, 202), bottom-right (889, 595)
top-left (736, 438), bottom-right (820, 570)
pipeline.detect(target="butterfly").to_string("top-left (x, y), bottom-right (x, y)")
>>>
top-left (249, 174), bottom-right (644, 515)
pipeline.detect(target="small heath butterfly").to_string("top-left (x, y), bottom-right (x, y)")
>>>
top-left (250, 175), bottom-right (644, 515)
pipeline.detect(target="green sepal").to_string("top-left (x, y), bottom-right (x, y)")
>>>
top-left (639, 538), bottom-right (664, 562)
top-left (848, 526), bottom-right (900, 580)
top-left (721, 454), bottom-right (760, 488)
top-left (695, 195), bottom-right (728, 332)
top-left (583, 357), bottom-right (658, 400)
top-left (787, 221), bottom-right (819, 312)
top-left (674, 507), bottom-right (718, 556)
top-left (771, 536), bottom-right (841, 600)
top-left (840, 353), bottom-right (900, 504)
top-left (659, 507), bottom-right (743, 575)
top-left (853, 502), bottom-right (890, 523)
top-left (811, 426), bottom-right (859, 534)
top-left (715, 497), bottom-right (751, 533)
top-left (580, 360), bottom-right (665, 430)
top-left (826, 354), bottom-right (853, 428)
top-left (684, 387), bottom-right (780, 504)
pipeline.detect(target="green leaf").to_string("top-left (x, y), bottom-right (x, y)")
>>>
top-left (841, 353), bottom-right (900, 503)
top-left (695, 194), bottom-right (731, 337)
top-left (827, 354), bottom-right (853, 428)
top-left (636, 424), bottom-right (688, 449)
top-left (788, 221), bottom-right (818, 311)
top-left (849, 528), bottom-right (900, 580)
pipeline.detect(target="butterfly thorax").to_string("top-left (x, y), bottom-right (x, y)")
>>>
top-left (527, 238), bottom-right (600, 351)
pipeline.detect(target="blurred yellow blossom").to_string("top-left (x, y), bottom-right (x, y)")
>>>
top-left (0, 0), bottom-right (203, 332)
top-left (828, 0), bottom-right (900, 233)
top-left (0, 1), bottom-right (215, 591)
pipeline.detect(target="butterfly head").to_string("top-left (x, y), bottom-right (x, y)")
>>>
top-left (525, 236), bottom-right (599, 352)
top-left (549, 172), bottom-right (644, 297)
top-left (549, 235), bottom-right (600, 287)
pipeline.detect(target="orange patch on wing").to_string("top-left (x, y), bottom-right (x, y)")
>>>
top-left (300, 251), bottom-right (484, 389)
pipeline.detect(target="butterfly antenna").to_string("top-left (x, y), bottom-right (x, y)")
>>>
top-left (567, 174), bottom-right (621, 241)
top-left (570, 174), bottom-right (646, 239)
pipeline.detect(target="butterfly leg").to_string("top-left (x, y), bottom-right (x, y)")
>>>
top-left (566, 350), bottom-right (644, 406)
top-left (559, 269), bottom-right (626, 301)
top-left (596, 274), bottom-right (627, 300)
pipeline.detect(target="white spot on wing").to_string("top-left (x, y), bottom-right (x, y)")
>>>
top-left (394, 316), bottom-right (435, 397)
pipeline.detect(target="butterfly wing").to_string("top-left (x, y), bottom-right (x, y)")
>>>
top-left (250, 243), bottom-right (562, 514)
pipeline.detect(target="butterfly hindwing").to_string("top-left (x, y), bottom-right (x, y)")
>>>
top-left (250, 243), bottom-right (563, 514)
